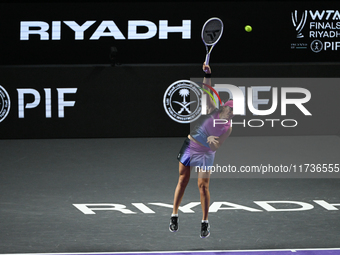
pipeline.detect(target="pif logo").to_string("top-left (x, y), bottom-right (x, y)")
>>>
top-left (0, 85), bottom-right (11, 122)
top-left (163, 80), bottom-right (222, 124)
top-left (163, 80), bottom-right (201, 124)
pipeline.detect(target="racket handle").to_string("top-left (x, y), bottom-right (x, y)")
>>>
top-left (205, 53), bottom-right (210, 66)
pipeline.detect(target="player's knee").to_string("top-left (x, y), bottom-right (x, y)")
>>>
top-left (198, 181), bottom-right (209, 194)
top-left (178, 174), bottom-right (190, 187)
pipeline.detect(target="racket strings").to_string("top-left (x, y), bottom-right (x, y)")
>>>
top-left (202, 21), bottom-right (223, 44)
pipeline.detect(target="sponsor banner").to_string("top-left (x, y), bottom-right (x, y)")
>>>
top-left (0, 66), bottom-right (188, 139)
top-left (1, 67), bottom-right (340, 139)
top-left (291, 10), bottom-right (340, 53)
top-left (1, 2), bottom-right (340, 65)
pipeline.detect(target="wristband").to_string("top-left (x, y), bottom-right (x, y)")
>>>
top-left (204, 73), bottom-right (211, 78)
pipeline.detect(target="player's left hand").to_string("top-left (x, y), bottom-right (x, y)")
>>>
top-left (207, 136), bottom-right (219, 145)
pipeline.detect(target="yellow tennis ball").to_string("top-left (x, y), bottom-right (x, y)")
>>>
top-left (245, 25), bottom-right (252, 32)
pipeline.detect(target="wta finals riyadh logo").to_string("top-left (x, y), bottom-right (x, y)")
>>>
top-left (0, 85), bottom-right (11, 122)
top-left (291, 10), bottom-right (307, 38)
top-left (163, 80), bottom-right (221, 124)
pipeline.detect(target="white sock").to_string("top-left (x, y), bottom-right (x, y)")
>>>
top-left (171, 214), bottom-right (178, 217)
top-left (202, 220), bottom-right (209, 223)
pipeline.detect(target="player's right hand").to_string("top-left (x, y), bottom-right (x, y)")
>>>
top-left (203, 62), bottom-right (211, 74)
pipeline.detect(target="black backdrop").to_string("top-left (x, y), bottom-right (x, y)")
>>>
top-left (1, 0), bottom-right (340, 139)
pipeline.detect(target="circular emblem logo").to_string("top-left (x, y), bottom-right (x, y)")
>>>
top-left (0, 85), bottom-right (11, 123)
top-left (311, 40), bottom-right (323, 53)
top-left (163, 80), bottom-right (201, 124)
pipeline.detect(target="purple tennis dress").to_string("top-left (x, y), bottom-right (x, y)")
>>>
top-left (177, 108), bottom-right (231, 169)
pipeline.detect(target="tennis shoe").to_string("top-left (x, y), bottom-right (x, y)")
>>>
top-left (200, 222), bottom-right (210, 238)
top-left (169, 216), bottom-right (179, 232)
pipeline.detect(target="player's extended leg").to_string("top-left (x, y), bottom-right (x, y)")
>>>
top-left (169, 162), bottom-right (191, 232)
top-left (198, 170), bottom-right (211, 238)
top-left (172, 162), bottom-right (191, 214)
top-left (198, 170), bottom-right (210, 220)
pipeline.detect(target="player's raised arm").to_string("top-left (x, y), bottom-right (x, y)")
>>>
top-left (202, 63), bottom-right (215, 114)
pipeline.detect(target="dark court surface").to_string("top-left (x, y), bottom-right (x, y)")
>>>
top-left (1, 136), bottom-right (340, 254)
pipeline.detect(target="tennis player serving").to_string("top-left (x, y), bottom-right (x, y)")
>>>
top-left (169, 63), bottom-right (234, 238)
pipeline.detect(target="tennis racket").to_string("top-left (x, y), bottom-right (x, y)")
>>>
top-left (201, 17), bottom-right (224, 66)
